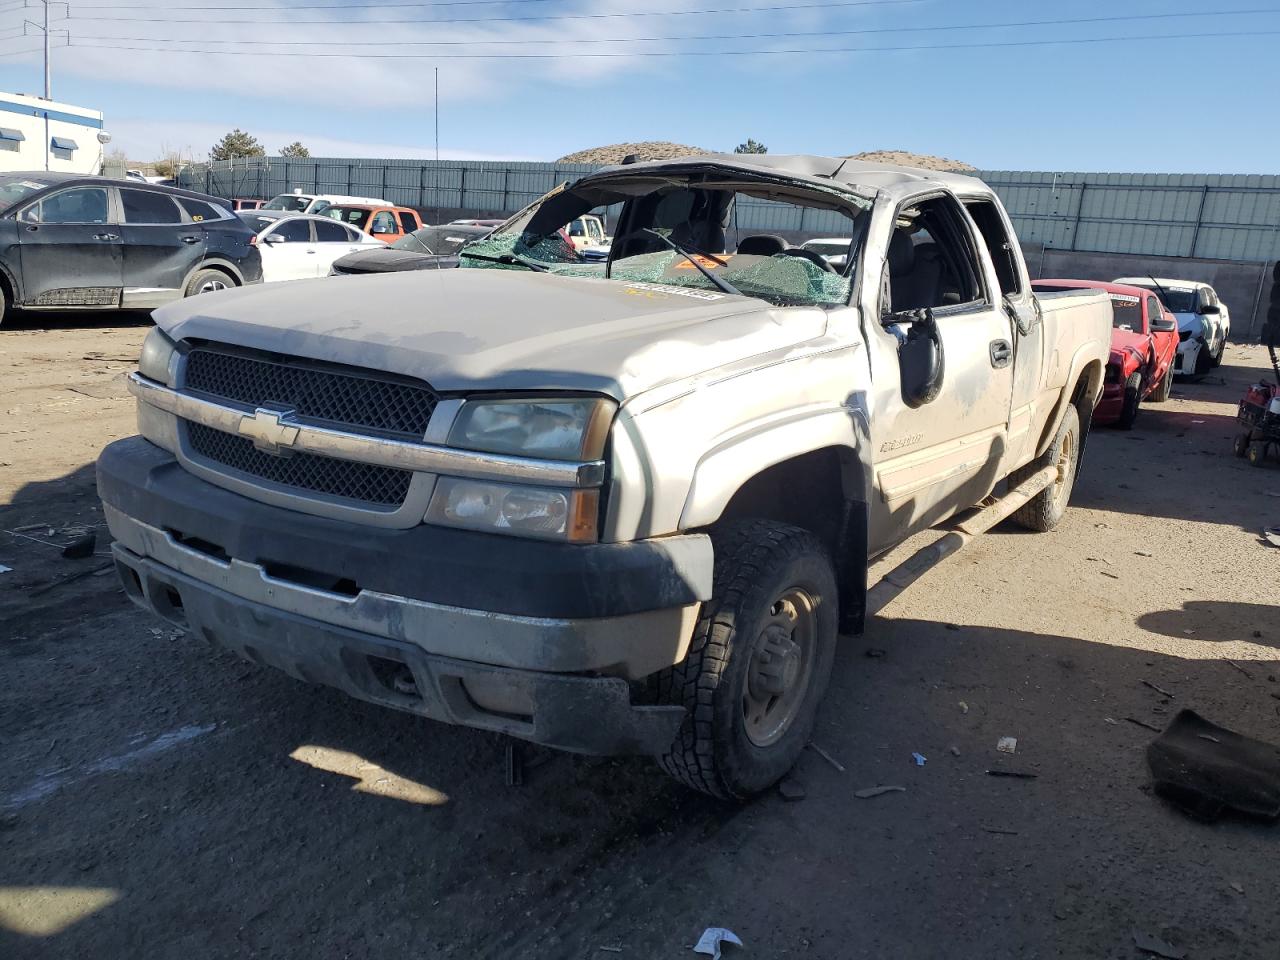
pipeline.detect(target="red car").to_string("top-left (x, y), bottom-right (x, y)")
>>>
top-left (1032, 280), bottom-right (1179, 428)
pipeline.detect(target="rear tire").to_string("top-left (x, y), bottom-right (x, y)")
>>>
top-left (1248, 442), bottom-right (1268, 467)
top-left (183, 267), bottom-right (234, 298)
top-left (1117, 371), bottom-right (1142, 430)
top-left (1010, 403), bottom-right (1081, 533)
top-left (653, 519), bottom-right (838, 800)
top-left (1149, 362), bottom-right (1173, 403)
top-left (0, 283), bottom-right (7, 328)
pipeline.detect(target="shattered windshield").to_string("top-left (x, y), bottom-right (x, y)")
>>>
top-left (459, 174), bottom-right (870, 308)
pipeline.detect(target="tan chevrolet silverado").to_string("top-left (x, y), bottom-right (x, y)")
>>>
top-left (98, 155), bottom-right (1110, 798)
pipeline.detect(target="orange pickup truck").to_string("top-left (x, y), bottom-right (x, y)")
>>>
top-left (322, 204), bottom-right (423, 243)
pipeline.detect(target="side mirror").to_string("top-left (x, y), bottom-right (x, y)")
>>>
top-left (1152, 317), bottom-right (1178, 333)
top-left (263, 233), bottom-right (286, 244)
top-left (1196, 288), bottom-right (1219, 314)
top-left (885, 309), bottom-right (945, 408)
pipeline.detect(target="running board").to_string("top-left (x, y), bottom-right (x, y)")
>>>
top-left (865, 464), bottom-right (1058, 617)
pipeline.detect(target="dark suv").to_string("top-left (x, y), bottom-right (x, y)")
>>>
top-left (0, 172), bottom-right (262, 326)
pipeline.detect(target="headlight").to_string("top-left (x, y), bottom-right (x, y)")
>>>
top-left (449, 397), bottom-right (615, 461)
top-left (138, 327), bottom-right (178, 385)
top-left (425, 477), bottom-right (600, 542)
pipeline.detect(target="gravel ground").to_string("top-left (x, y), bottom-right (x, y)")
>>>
top-left (2, 313), bottom-right (1278, 960)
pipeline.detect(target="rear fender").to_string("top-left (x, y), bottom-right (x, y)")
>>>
top-left (1036, 345), bottom-right (1103, 459)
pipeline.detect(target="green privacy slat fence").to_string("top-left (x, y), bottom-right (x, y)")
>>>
top-left (177, 158), bottom-right (1280, 263)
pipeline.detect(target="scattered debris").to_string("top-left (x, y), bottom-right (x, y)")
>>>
top-left (777, 776), bottom-right (806, 801)
top-left (981, 827), bottom-right (1019, 836)
top-left (1230, 881), bottom-right (1244, 895)
top-left (911, 752), bottom-right (927, 767)
top-left (1223, 658), bottom-right (1253, 679)
top-left (1135, 550), bottom-right (1153, 557)
top-left (1104, 717), bottom-right (1118, 725)
top-left (61, 532), bottom-right (96, 559)
top-left (1131, 928), bottom-right (1187, 960)
top-left (997, 737), bottom-right (1018, 754)
top-left (864, 648), bottom-right (886, 659)
top-left (1182, 629), bottom-right (1195, 636)
top-left (986, 769), bottom-right (1038, 779)
top-left (11, 522), bottom-right (47, 532)
top-left (854, 785), bottom-right (905, 799)
top-left (1264, 526), bottom-right (1280, 548)
top-left (959, 701), bottom-right (969, 714)
top-left (29, 563), bottom-right (114, 597)
top-left (1141, 679), bottom-right (1176, 699)
top-left (1100, 570), bottom-right (1120, 579)
top-left (1126, 717), bottom-right (1163, 733)
top-left (598, 948), bottom-right (623, 954)
top-left (0, 564), bottom-right (10, 575)
top-left (949, 745), bottom-right (960, 757)
top-left (693, 927), bottom-right (743, 960)
top-left (1147, 709), bottom-right (1280, 821)
top-left (807, 742), bottom-right (846, 773)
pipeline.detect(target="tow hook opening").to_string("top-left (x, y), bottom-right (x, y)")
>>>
top-left (367, 655), bottom-right (421, 699)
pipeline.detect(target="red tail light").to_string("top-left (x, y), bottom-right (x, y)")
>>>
top-left (248, 234), bottom-right (258, 246)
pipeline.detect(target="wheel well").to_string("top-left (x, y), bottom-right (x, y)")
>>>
top-left (1070, 360), bottom-right (1102, 455)
top-left (192, 262), bottom-right (240, 287)
top-left (712, 446), bottom-right (868, 635)
top-left (0, 266), bottom-right (15, 305)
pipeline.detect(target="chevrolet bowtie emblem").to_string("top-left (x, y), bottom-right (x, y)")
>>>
top-left (238, 407), bottom-right (300, 455)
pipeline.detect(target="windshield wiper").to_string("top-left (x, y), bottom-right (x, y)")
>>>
top-left (642, 228), bottom-right (743, 298)
top-left (459, 249), bottom-right (548, 273)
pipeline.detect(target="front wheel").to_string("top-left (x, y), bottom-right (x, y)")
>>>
top-left (653, 520), bottom-right (838, 800)
top-left (1248, 442), bottom-right (1268, 467)
top-left (1233, 433), bottom-right (1251, 458)
top-left (1209, 333), bottom-right (1225, 368)
top-left (1009, 403), bottom-right (1081, 532)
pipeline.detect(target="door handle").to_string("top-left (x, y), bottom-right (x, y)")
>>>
top-left (306, 249), bottom-right (317, 254)
top-left (989, 339), bottom-right (1012, 368)
top-left (94, 233), bottom-right (119, 241)
top-left (180, 235), bottom-right (200, 244)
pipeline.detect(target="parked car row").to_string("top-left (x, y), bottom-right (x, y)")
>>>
top-left (1030, 276), bottom-right (1229, 430)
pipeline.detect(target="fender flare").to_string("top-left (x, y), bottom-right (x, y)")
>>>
top-left (0, 259), bottom-right (22, 304)
top-left (679, 408), bottom-right (868, 531)
top-left (184, 257), bottom-right (245, 289)
top-left (1035, 344), bottom-right (1104, 459)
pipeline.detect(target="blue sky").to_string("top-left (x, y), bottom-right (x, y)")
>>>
top-left (0, 0), bottom-right (1276, 172)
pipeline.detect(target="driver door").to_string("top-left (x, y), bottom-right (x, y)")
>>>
top-left (16, 185), bottom-right (122, 306)
top-left (865, 192), bottom-right (1015, 553)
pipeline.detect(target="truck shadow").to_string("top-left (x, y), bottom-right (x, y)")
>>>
top-left (5, 595), bottom-right (1279, 958)
top-left (1, 308), bottom-right (154, 332)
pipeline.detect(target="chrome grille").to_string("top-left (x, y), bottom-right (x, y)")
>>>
top-left (184, 347), bottom-right (438, 439)
top-left (187, 423), bottom-right (412, 507)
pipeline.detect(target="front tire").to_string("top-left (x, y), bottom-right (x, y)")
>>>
top-left (654, 520), bottom-right (838, 800)
top-left (1248, 442), bottom-right (1268, 467)
top-left (1010, 403), bottom-right (1081, 533)
top-left (1117, 371), bottom-right (1142, 430)
top-left (184, 268), bottom-right (233, 298)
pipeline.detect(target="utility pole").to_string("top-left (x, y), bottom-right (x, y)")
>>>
top-left (42, 0), bottom-right (50, 98)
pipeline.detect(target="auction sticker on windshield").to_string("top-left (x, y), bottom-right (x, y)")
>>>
top-left (621, 282), bottom-right (726, 301)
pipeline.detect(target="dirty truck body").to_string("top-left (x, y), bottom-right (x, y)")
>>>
top-left (98, 155), bottom-right (1109, 798)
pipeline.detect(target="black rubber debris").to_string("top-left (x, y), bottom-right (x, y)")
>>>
top-left (1146, 709), bottom-right (1280, 822)
top-left (61, 533), bottom-right (97, 559)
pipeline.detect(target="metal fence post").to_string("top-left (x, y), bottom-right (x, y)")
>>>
top-left (502, 168), bottom-right (510, 212)
top-left (459, 166), bottom-right (467, 214)
top-left (1069, 182), bottom-right (1087, 251)
top-left (1189, 184), bottom-right (1210, 258)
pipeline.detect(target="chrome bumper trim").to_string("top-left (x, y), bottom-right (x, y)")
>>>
top-left (128, 372), bottom-right (605, 489)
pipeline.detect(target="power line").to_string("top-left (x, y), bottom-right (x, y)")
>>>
top-left (63, 0), bottom-right (925, 25)
top-left (65, 27), bottom-right (1280, 59)
top-left (59, 8), bottom-right (1280, 48)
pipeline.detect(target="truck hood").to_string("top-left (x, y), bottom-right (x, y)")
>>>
top-left (1110, 328), bottom-right (1150, 357)
top-left (153, 268), bottom-right (828, 402)
top-left (331, 247), bottom-right (454, 274)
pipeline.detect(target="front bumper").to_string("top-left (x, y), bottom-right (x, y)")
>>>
top-left (1092, 384), bottom-right (1123, 424)
top-left (98, 437), bottom-right (711, 755)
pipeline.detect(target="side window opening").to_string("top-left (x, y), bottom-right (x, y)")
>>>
top-left (883, 196), bottom-right (985, 315)
top-left (120, 188), bottom-right (182, 225)
top-left (397, 211), bottom-right (416, 233)
top-left (964, 199), bottom-right (1022, 297)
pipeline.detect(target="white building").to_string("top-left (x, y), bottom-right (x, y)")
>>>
top-left (0, 92), bottom-right (108, 175)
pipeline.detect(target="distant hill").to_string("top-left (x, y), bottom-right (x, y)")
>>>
top-left (556, 142), bottom-right (713, 165)
top-left (844, 150), bottom-right (976, 172)
top-left (555, 143), bottom-right (976, 173)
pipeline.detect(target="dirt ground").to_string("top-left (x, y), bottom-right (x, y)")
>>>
top-left (2, 311), bottom-right (1279, 960)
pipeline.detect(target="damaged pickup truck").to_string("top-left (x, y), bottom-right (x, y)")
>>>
top-left (97, 155), bottom-right (1110, 799)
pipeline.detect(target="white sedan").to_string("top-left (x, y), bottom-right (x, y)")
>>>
top-left (237, 212), bottom-right (383, 282)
